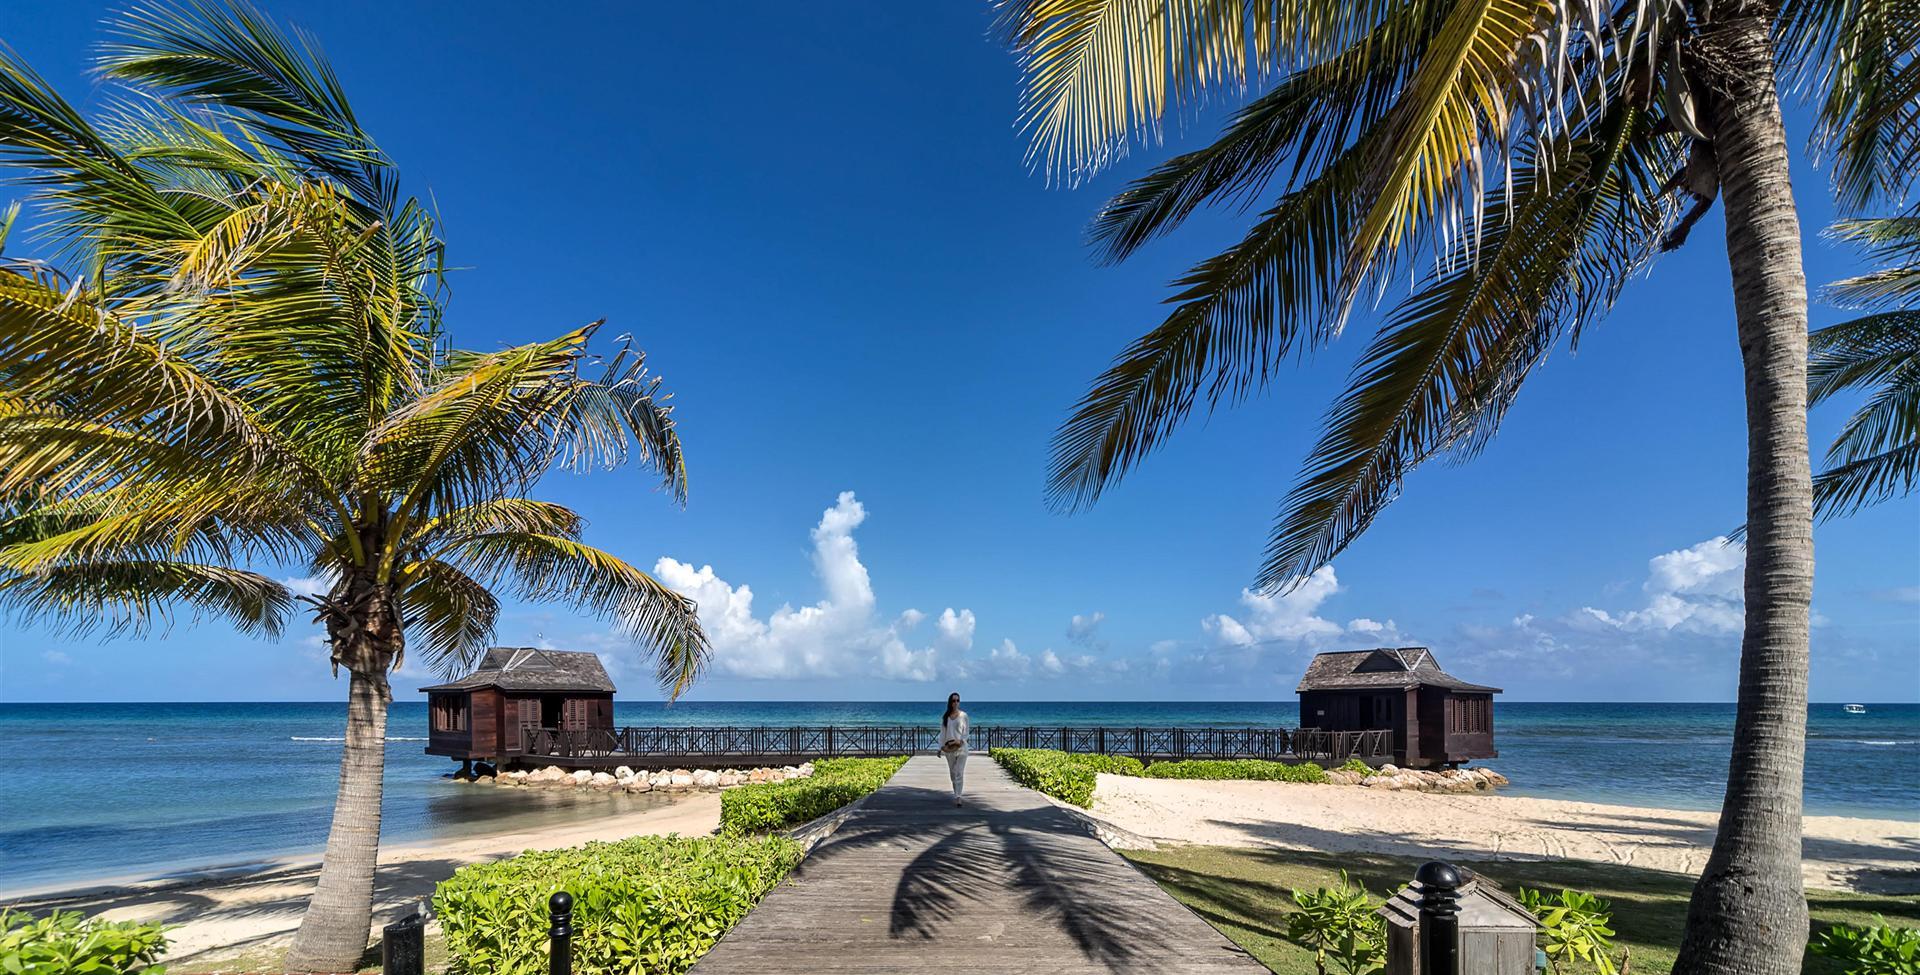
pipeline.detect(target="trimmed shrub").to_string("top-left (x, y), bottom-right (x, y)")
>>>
top-left (1, 908), bottom-right (169, 974)
top-left (719, 757), bottom-right (907, 833)
top-left (435, 834), bottom-right (803, 975)
top-left (1142, 759), bottom-right (1328, 783)
top-left (1071, 753), bottom-right (1146, 777)
top-left (989, 748), bottom-right (1142, 806)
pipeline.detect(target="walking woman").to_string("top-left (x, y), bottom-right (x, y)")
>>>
top-left (940, 692), bottom-right (969, 805)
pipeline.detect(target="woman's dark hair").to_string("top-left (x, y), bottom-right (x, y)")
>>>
top-left (943, 692), bottom-right (961, 722)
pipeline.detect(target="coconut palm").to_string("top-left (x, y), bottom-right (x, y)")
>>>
top-left (0, 4), bottom-right (707, 970)
top-left (1810, 214), bottom-right (1920, 517)
top-left (998, 0), bottom-right (1914, 971)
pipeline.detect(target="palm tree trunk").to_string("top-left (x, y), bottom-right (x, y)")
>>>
top-left (284, 666), bottom-right (390, 972)
top-left (1672, 11), bottom-right (1814, 975)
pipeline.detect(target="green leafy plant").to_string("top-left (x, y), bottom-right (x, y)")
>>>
top-left (1519, 887), bottom-right (1627, 975)
top-left (1072, 753), bottom-right (1147, 777)
top-left (1143, 759), bottom-right (1328, 783)
top-left (0, 908), bottom-right (169, 974)
top-left (434, 834), bottom-right (803, 975)
top-left (718, 757), bottom-right (908, 833)
top-left (1809, 917), bottom-right (1920, 975)
top-left (1285, 873), bottom-right (1386, 975)
top-left (989, 748), bottom-right (1143, 806)
top-left (1338, 758), bottom-right (1380, 777)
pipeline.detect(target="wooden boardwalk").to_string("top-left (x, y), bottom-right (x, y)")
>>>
top-left (693, 755), bottom-right (1267, 974)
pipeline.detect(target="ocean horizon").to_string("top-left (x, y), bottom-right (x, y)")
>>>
top-left (2, 699), bottom-right (1914, 898)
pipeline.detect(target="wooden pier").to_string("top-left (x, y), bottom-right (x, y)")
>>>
top-left (510, 724), bottom-right (1391, 769)
top-left (691, 755), bottom-right (1267, 974)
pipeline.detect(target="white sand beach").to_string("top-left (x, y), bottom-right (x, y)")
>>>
top-left (1086, 775), bottom-right (1920, 894)
top-left (5, 792), bottom-right (722, 969)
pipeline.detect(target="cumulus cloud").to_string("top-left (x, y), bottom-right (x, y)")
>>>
top-left (935, 608), bottom-right (976, 652)
top-left (654, 492), bottom-right (971, 682)
top-left (1200, 568), bottom-right (1400, 648)
top-left (1580, 537), bottom-right (1745, 635)
top-left (1066, 611), bottom-right (1107, 651)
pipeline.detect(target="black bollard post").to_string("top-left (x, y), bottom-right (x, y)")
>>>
top-left (549, 890), bottom-right (574, 975)
top-left (381, 907), bottom-right (425, 975)
top-left (1416, 861), bottom-right (1462, 975)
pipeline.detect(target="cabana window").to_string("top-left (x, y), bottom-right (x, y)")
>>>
top-left (431, 694), bottom-right (468, 732)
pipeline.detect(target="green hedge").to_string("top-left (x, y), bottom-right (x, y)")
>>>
top-left (719, 757), bottom-right (907, 834)
top-left (988, 748), bottom-right (1141, 807)
top-left (434, 834), bottom-right (803, 975)
top-left (1142, 758), bottom-right (1328, 783)
top-left (1, 909), bottom-right (169, 974)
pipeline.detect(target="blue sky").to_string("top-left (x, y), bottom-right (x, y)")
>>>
top-left (1, 2), bottom-right (1915, 704)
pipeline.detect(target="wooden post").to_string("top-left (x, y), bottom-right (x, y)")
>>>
top-left (548, 891), bottom-right (573, 975)
top-left (1416, 862), bottom-right (1462, 975)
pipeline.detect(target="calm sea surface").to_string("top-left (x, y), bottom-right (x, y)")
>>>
top-left (0, 700), bottom-right (1913, 896)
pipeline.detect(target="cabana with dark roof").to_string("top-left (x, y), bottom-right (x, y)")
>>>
top-left (1296, 647), bottom-right (1500, 768)
top-left (421, 648), bottom-right (616, 765)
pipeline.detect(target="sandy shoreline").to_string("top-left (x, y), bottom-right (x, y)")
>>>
top-left (5, 791), bottom-right (722, 966)
top-left (1086, 774), bottom-right (1920, 894)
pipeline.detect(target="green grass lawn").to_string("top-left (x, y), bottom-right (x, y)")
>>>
top-left (1122, 845), bottom-right (1920, 975)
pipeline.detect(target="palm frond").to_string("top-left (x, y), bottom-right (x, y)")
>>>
top-left (369, 327), bottom-right (687, 541)
top-left (1777, 0), bottom-right (1920, 211)
top-left (1047, 132), bottom-right (1377, 511)
top-left (447, 532), bottom-right (707, 698)
top-left (399, 558), bottom-right (498, 676)
top-left (1809, 310), bottom-right (1920, 401)
top-left (1813, 439), bottom-right (1920, 518)
top-left (1264, 104), bottom-right (1669, 589)
top-left (0, 265), bottom-right (335, 492)
top-left (1000, 0), bottom-right (1410, 179)
top-left (101, 0), bottom-right (398, 213)
top-left (406, 498), bottom-right (585, 556)
top-left (1336, 0), bottom-right (1555, 311)
top-left (1825, 217), bottom-right (1920, 308)
top-left (1089, 0), bottom-right (1445, 262)
top-left (0, 559), bottom-right (289, 638)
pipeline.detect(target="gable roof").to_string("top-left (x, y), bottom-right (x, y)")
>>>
top-left (420, 648), bottom-right (616, 694)
top-left (1296, 647), bottom-right (1500, 694)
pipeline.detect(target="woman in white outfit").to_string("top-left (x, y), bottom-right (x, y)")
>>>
top-left (939, 692), bottom-right (969, 806)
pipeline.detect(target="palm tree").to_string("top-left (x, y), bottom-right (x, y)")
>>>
top-left (0, 4), bottom-right (708, 970)
top-left (1810, 214), bottom-right (1920, 517)
top-left (997, 1), bottom-right (1913, 972)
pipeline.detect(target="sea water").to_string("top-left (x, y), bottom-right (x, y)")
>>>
top-left (0, 700), bottom-right (1912, 896)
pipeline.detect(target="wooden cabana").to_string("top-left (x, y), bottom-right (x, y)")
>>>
top-left (422, 647), bottom-right (615, 766)
top-left (1296, 647), bottom-right (1500, 768)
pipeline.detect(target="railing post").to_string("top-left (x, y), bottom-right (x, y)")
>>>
top-left (548, 890), bottom-right (573, 975)
top-left (1416, 862), bottom-right (1462, 975)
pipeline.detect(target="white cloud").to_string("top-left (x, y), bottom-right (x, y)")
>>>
top-left (935, 608), bottom-right (976, 652)
top-left (1201, 567), bottom-right (1396, 647)
top-left (281, 574), bottom-right (330, 598)
top-left (654, 492), bottom-right (971, 682)
top-left (1580, 537), bottom-right (1745, 635)
top-left (1067, 611), bottom-right (1107, 650)
top-left (42, 650), bottom-right (70, 667)
top-left (986, 638), bottom-right (1031, 679)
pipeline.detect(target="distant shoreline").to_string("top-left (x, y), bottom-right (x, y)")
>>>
top-left (3, 791), bottom-right (724, 966)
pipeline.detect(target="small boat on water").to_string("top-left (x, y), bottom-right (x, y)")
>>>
top-left (1843, 704), bottom-right (1868, 715)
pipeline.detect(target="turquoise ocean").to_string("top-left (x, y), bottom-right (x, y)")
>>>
top-left (1, 700), bottom-right (1913, 897)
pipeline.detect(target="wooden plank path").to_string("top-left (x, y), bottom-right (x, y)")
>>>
top-left (693, 755), bottom-right (1268, 974)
